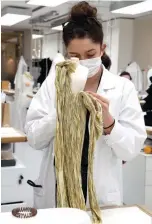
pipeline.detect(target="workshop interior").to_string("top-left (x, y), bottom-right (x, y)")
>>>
top-left (1, 0), bottom-right (152, 223)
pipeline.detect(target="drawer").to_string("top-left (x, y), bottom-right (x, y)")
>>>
top-left (145, 171), bottom-right (152, 186)
top-left (1, 158), bottom-right (26, 186)
top-left (145, 186), bottom-right (152, 210)
top-left (1, 185), bottom-right (28, 203)
top-left (1, 202), bottom-right (26, 213)
top-left (146, 157), bottom-right (152, 171)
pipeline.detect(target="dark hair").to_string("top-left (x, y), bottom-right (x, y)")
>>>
top-left (120, 71), bottom-right (132, 80)
top-left (101, 53), bottom-right (111, 70)
top-left (63, 1), bottom-right (104, 47)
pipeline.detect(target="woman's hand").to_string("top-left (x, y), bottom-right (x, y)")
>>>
top-left (87, 91), bottom-right (115, 134)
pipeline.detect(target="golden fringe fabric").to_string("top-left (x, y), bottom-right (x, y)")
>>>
top-left (54, 61), bottom-right (103, 224)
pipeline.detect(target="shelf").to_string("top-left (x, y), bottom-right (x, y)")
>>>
top-left (1, 127), bottom-right (27, 143)
top-left (146, 126), bottom-right (152, 136)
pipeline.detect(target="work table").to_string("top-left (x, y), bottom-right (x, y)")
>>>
top-left (1, 127), bottom-right (27, 143)
top-left (3, 89), bottom-right (15, 96)
top-left (140, 152), bottom-right (152, 157)
top-left (0, 206), bottom-right (151, 224)
top-left (146, 126), bottom-right (152, 136)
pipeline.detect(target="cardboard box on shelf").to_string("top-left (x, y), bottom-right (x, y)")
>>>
top-left (1, 81), bottom-right (11, 90)
top-left (1, 103), bottom-right (10, 127)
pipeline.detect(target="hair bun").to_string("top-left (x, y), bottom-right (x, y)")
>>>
top-left (70, 1), bottom-right (97, 21)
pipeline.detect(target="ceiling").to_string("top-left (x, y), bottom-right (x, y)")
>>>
top-left (1, 0), bottom-right (152, 32)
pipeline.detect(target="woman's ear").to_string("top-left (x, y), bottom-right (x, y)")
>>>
top-left (100, 43), bottom-right (106, 57)
top-left (102, 43), bottom-right (106, 52)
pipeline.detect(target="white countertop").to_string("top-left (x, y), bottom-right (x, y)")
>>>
top-left (140, 152), bottom-right (152, 157)
top-left (0, 207), bottom-right (151, 224)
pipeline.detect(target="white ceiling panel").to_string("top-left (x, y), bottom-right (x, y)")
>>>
top-left (1, 0), bottom-right (152, 31)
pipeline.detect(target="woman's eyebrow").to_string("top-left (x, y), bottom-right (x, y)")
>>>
top-left (69, 52), bottom-right (79, 54)
top-left (87, 49), bottom-right (96, 52)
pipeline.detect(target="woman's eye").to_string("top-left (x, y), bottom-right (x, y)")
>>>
top-left (88, 55), bottom-right (95, 58)
top-left (70, 55), bottom-right (79, 59)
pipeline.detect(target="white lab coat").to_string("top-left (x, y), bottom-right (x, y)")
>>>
top-left (25, 66), bottom-right (147, 209)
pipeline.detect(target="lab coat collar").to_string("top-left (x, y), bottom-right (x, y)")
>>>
top-left (99, 66), bottom-right (116, 90)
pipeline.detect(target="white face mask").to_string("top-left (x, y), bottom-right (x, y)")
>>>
top-left (80, 56), bottom-right (102, 78)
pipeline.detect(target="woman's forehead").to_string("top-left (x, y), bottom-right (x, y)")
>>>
top-left (67, 38), bottom-right (100, 53)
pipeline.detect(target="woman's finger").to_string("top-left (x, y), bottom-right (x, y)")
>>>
top-left (96, 99), bottom-right (108, 111)
top-left (87, 91), bottom-right (109, 104)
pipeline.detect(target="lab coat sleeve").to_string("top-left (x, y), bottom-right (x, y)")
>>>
top-left (105, 80), bottom-right (147, 161)
top-left (25, 76), bottom-right (56, 150)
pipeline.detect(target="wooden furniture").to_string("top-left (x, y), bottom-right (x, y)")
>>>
top-left (3, 89), bottom-right (15, 96)
top-left (123, 152), bottom-right (152, 210)
top-left (1, 81), bottom-right (11, 90)
top-left (27, 93), bottom-right (34, 99)
top-left (1, 127), bottom-right (27, 143)
top-left (1, 103), bottom-right (10, 127)
top-left (146, 126), bottom-right (152, 136)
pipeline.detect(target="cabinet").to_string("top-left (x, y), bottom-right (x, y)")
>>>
top-left (1, 157), bottom-right (28, 212)
top-left (123, 153), bottom-right (152, 210)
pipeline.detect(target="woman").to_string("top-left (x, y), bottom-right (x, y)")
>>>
top-left (25, 1), bottom-right (146, 209)
top-left (120, 71), bottom-right (132, 80)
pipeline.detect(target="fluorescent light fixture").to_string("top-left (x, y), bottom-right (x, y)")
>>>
top-left (27, 0), bottom-right (69, 7)
top-left (1, 7), bottom-right (31, 26)
top-left (52, 25), bottom-right (63, 31)
top-left (111, 0), bottom-right (152, 15)
top-left (32, 34), bottom-right (43, 39)
top-left (1, 14), bottom-right (31, 26)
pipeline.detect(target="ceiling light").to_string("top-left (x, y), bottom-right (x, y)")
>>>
top-left (52, 25), bottom-right (63, 31)
top-left (27, 0), bottom-right (69, 7)
top-left (1, 7), bottom-right (31, 26)
top-left (32, 34), bottom-right (43, 39)
top-left (111, 0), bottom-right (152, 15)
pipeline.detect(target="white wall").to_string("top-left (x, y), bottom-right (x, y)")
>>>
top-left (103, 19), bottom-right (120, 74)
top-left (133, 15), bottom-right (152, 70)
top-left (118, 19), bottom-right (134, 73)
top-left (103, 19), bottom-right (134, 75)
top-left (103, 15), bottom-right (152, 74)
top-left (42, 32), bottom-right (63, 59)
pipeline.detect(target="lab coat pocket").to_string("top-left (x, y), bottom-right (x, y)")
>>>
top-left (33, 179), bottom-right (45, 209)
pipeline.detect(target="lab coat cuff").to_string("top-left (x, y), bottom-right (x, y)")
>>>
top-left (103, 121), bottom-right (124, 146)
top-left (48, 110), bottom-right (56, 120)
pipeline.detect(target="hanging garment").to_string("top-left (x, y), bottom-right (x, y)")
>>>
top-left (13, 56), bottom-right (27, 130)
top-left (19, 71), bottom-right (34, 131)
top-left (14, 57), bottom-right (33, 131)
top-left (126, 62), bottom-right (143, 92)
top-left (37, 58), bottom-right (52, 85)
top-left (14, 56), bottom-right (27, 90)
